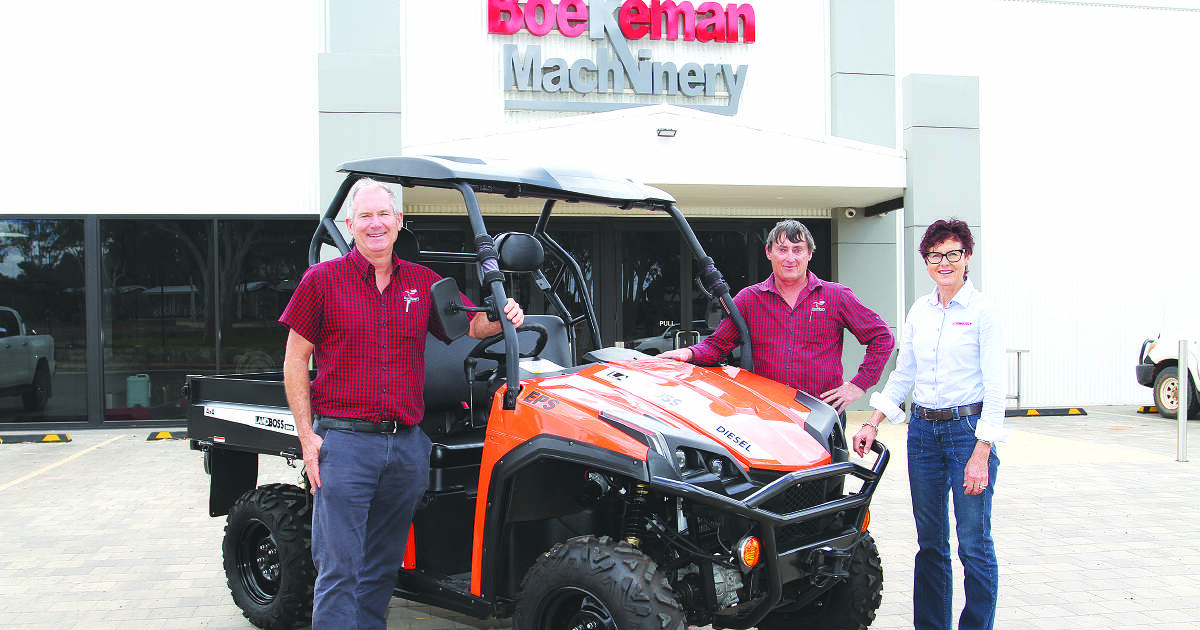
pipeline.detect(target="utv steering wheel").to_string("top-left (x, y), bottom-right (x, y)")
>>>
top-left (467, 323), bottom-right (550, 364)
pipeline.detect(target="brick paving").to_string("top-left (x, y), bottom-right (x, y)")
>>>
top-left (0, 407), bottom-right (1197, 629)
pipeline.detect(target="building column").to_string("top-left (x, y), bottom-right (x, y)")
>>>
top-left (829, 0), bottom-right (899, 408)
top-left (318, 0), bottom-right (406, 212)
top-left (902, 74), bottom-right (982, 308)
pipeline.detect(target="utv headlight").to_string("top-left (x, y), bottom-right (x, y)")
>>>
top-left (672, 446), bottom-right (735, 479)
top-left (706, 456), bottom-right (724, 477)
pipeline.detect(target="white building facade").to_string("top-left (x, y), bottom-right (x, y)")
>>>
top-left (1, 0), bottom-right (1197, 427)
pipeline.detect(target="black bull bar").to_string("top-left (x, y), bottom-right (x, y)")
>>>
top-left (649, 440), bottom-right (890, 629)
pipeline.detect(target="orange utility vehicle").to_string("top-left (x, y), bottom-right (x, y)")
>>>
top-left (186, 156), bottom-right (889, 630)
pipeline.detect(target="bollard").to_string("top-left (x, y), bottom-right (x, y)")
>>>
top-left (1179, 339), bottom-right (1189, 463)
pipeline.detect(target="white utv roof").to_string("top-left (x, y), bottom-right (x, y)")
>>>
top-left (338, 155), bottom-right (677, 209)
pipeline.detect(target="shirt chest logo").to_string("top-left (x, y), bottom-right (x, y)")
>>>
top-left (810, 299), bottom-right (826, 313)
top-left (403, 288), bottom-right (420, 312)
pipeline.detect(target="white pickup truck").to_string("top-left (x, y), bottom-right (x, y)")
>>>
top-left (0, 306), bottom-right (54, 411)
top-left (1136, 333), bottom-right (1198, 420)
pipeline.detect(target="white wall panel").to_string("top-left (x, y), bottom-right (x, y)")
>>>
top-left (898, 0), bottom-right (1200, 407)
top-left (0, 1), bottom-right (319, 216)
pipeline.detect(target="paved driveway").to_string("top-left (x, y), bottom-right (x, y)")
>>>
top-left (1, 407), bottom-right (1197, 629)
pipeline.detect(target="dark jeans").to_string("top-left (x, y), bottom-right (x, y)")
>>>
top-left (907, 406), bottom-right (999, 630)
top-left (311, 424), bottom-right (431, 630)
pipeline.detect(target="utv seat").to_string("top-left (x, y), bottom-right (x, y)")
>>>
top-left (421, 315), bottom-right (570, 492)
top-left (416, 231), bottom-right (572, 491)
top-left (422, 230), bottom-right (570, 437)
top-left (422, 314), bottom-right (571, 435)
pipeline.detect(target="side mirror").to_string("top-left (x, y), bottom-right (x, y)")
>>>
top-left (705, 298), bottom-right (725, 331)
top-left (431, 277), bottom-right (470, 341)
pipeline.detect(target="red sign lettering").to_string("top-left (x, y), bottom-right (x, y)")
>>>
top-left (487, 0), bottom-right (755, 43)
top-left (559, 0), bottom-right (589, 37)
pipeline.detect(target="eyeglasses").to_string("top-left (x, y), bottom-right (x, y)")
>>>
top-left (922, 249), bottom-right (965, 264)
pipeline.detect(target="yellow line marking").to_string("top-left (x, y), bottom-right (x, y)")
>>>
top-left (0, 435), bottom-right (126, 493)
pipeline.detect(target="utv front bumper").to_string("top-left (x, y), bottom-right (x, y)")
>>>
top-left (649, 440), bottom-right (890, 629)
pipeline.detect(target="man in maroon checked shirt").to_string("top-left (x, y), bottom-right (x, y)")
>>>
top-left (280, 179), bottom-right (523, 630)
top-left (659, 219), bottom-right (893, 420)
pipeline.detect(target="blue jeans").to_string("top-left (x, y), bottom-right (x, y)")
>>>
top-left (907, 406), bottom-right (999, 630)
top-left (312, 424), bottom-right (431, 630)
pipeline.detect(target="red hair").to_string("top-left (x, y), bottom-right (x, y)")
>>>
top-left (920, 218), bottom-right (974, 255)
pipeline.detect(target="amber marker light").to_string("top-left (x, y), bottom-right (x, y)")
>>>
top-left (860, 509), bottom-right (871, 532)
top-left (737, 536), bottom-right (761, 569)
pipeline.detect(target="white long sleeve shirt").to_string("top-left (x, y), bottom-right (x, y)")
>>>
top-left (868, 280), bottom-right (1008, 443)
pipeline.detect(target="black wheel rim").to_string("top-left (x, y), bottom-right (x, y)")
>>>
top-left (236, 519), bottom-right (281, 604)
top-left (537, 586), bottom-right (617, 630)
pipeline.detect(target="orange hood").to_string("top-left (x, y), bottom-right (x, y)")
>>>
top-left (531, 358), bottom-right (833, 471)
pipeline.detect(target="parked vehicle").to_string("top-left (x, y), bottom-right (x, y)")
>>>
top-left (0, 306), bottom-right (54, 411)
top-left (1136, 333), bottom-right (1199, 419)
top-left (186, 156), bottom-right (889, 630)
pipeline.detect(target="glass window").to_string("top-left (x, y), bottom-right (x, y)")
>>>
top-left (219, 219), bottom-right (315, 374)
top-left (541, 227), bottom-right (598, 361)
top-left (0, 219), bottom-right (88, 424)
top-left (694, 228), bottom-right (750, 329)
top-left (407, 224), bottom-right (474, 300)
top-left (101, 219), bottom-right (213, 421)
top-left (618, 226), bottom-right (681, 350)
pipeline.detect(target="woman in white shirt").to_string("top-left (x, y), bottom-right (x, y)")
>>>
top-left (852, 219), bottom-right (1005, 630)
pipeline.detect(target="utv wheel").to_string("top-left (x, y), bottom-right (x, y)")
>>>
top-left (223, 483), bottom-right (315, 630)
top-left (759, 533), bottom-right (883, 630)
top-left (1154, 366), bottom-right (1199, 420)
top-left (514, 535), bottom-right (686, 630)
top-left (21, 363), bottom-right (50, 412)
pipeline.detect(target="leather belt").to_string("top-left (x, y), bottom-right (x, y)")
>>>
top-left (316, 416), bottom-right (405, 434)
top-left (915, 403), bottom-right (983, 421)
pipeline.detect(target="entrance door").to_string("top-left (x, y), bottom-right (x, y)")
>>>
top-left (615, 225), bottom-right (685, 354)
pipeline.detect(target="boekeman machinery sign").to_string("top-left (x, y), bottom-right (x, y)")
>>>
top-left (489, 0), bottom-right (755, 114)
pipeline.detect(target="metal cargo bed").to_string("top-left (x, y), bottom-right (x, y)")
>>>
top-left (186, 372), bottom-right (304, 460)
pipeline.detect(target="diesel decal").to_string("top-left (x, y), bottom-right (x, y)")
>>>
top-left (716, 424), bottom-right (751, 451)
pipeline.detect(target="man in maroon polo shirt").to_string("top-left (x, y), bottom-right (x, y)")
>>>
top-left (660, 219), bottom-right (893, 420)
top-left (280, 178), bottom-right (523, 630)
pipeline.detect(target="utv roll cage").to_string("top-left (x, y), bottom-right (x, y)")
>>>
top-left (310, 155), bottom-right (755, 408)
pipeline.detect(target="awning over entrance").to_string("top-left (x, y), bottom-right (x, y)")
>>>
top-left (400, 104), bottom-right (905, 216)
